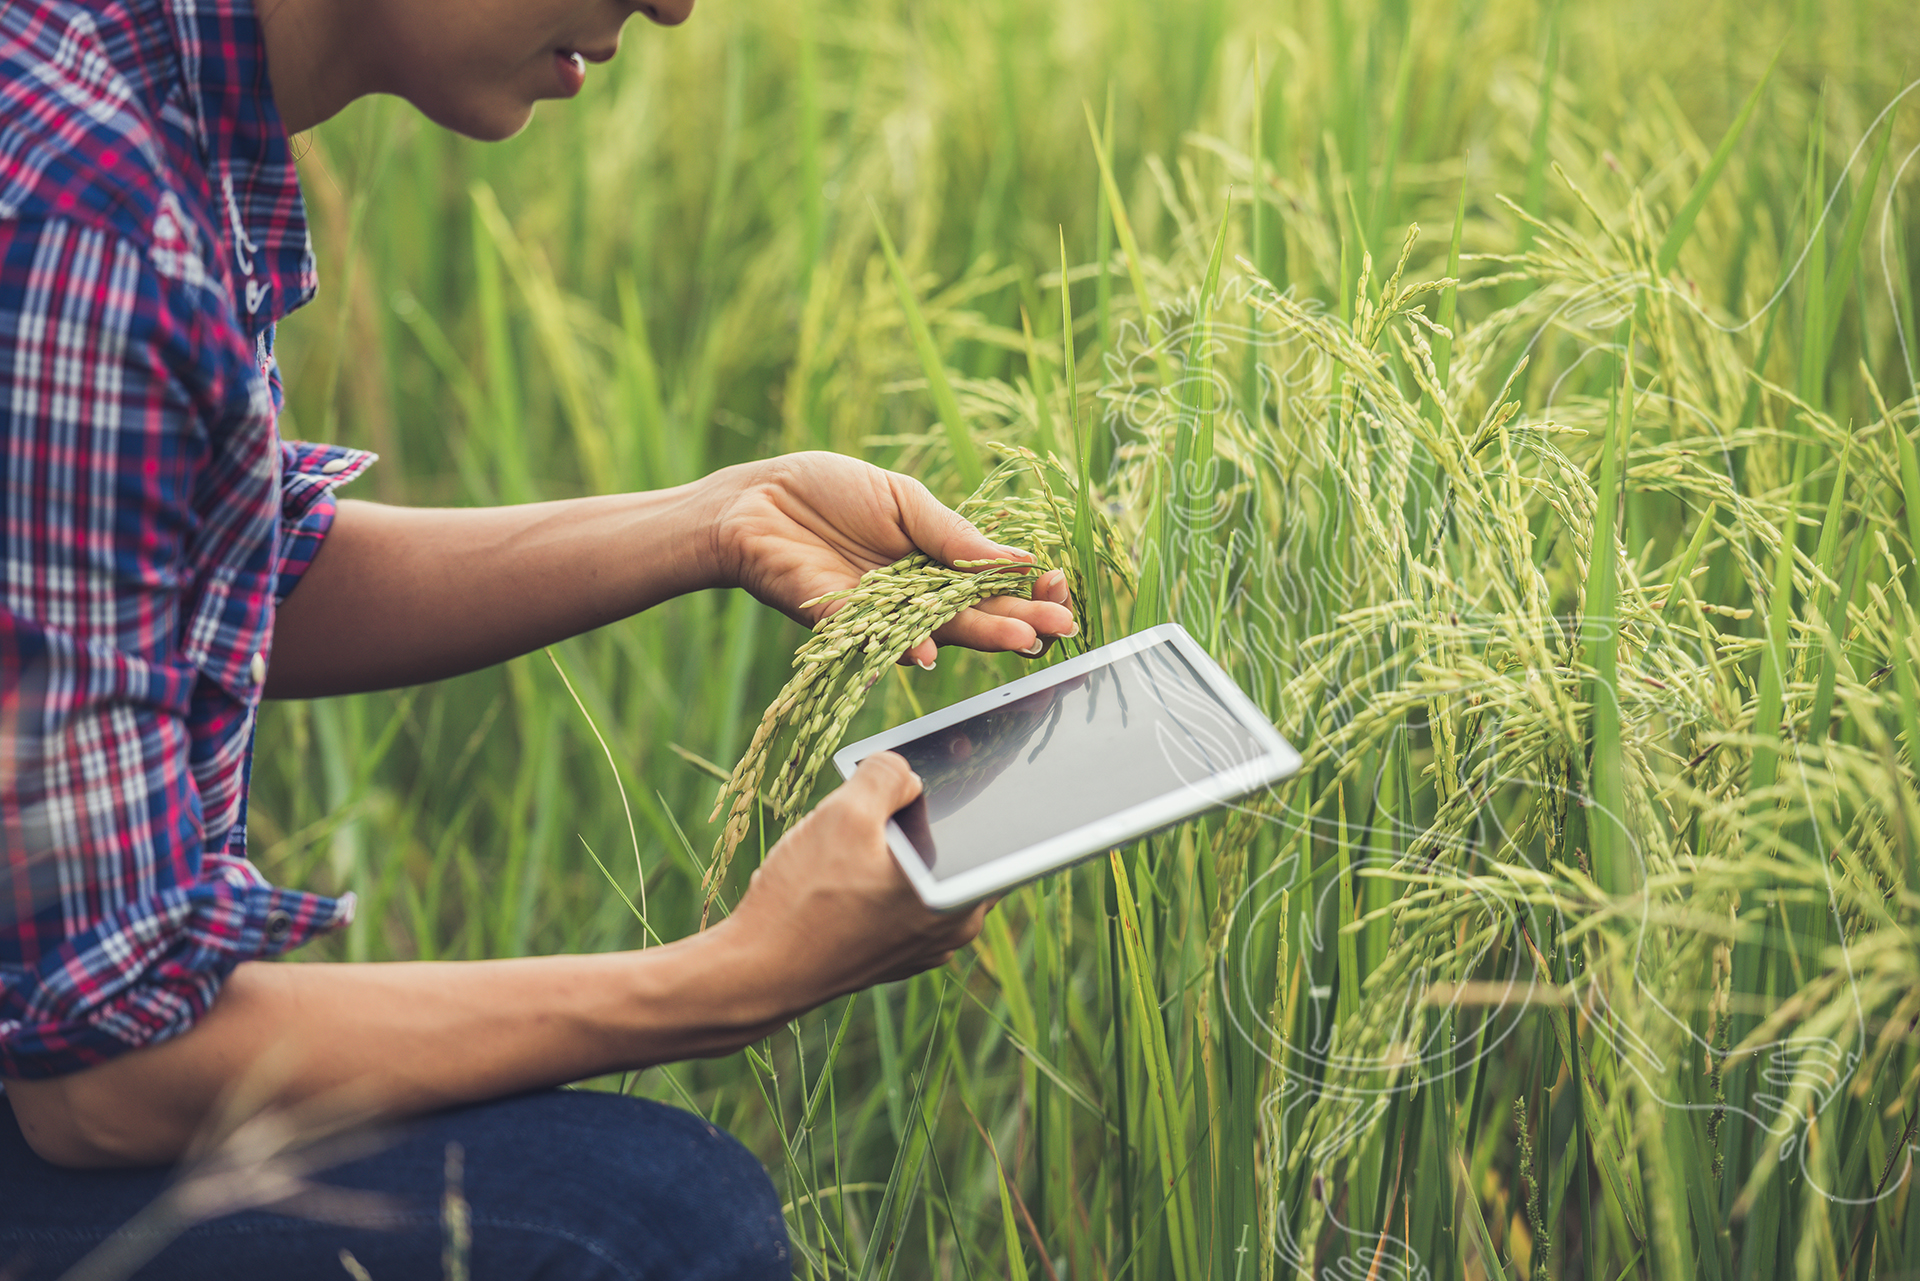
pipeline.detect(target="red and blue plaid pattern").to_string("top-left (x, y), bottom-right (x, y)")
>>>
top-left (0, 0), bottom-right (373, 1078)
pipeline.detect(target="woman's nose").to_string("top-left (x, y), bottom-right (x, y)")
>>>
top-left (635, 0), bottom-right (695, 25)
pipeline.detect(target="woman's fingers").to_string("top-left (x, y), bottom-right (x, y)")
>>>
top-left (834, 750), bottom-right (923, 820)
top-left (880, 468), bottom-right (1084, 663)
top-left (888, 474), bottom-right (1031, 570)
top-left (893, 570), bottom-right (1076, 666)
top-left (896, 636), bottom-right (940, 669)
top-left (1032, 570), bottom-right (1071, 607)
top-left (928, 576), bottom-right (1076, 656)
top-left (875, 898), bottom-right (993, 983)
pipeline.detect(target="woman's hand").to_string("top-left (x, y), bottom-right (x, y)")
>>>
top-left (713, 753), bottom-right (987, 1013)
top-left (705, 452), bottom-right (1076, 668)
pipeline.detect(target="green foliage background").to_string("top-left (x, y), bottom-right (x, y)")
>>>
top-left (258, 0), bottom-right (1920, 1275)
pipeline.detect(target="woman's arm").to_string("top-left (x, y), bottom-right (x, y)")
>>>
top-left (267, 453), bottom-right (1077, 698)
top-left (6, 754), bottom-right (974, 1168)
top-left (265, 481), bottom-right (722, 697)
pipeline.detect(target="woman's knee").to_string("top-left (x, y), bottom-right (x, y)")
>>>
top-left (448, 1091), bottom-right (790, 1280)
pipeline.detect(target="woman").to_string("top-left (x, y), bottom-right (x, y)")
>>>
top-left (0, 0), bottom-right (1075, 1274)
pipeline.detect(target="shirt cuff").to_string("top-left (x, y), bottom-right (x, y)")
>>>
top-left (276, 439), bottom-right (377, 605)
top-left (0, 878), bottom-right (355, 1080)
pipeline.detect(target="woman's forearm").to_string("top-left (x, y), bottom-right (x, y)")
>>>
top-left (3, 924), bottom-right (786, 1168)
top-left (266, 480), bottom-right (725, 698)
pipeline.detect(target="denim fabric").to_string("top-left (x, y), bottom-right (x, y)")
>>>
top-left (0, 1089), bottom-right (791, 1280)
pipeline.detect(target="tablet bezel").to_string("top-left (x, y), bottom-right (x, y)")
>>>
top-left (832, 622), bottom-right (1303, 910)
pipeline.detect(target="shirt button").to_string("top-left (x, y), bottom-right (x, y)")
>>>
top-left (321, 457), bottom-right (350, 474)
top-left (264, 910), bottom-right (292, 945)
top-left (249, 652), bottom-right (267, 685)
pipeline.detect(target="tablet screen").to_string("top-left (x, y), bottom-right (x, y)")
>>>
top-left (884, 640), bottom-right (1273, 883)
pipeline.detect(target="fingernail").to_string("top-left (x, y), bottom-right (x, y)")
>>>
top-left (916, 656), bottom-right (936, 671)
top-left (1059, 620), bottom-right (1080, 637)
top-left (1020, 637), bottom-right (1046, 656)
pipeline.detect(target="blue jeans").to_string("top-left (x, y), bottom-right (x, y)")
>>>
top-left (0, 1089), bottom-right (790, 1280)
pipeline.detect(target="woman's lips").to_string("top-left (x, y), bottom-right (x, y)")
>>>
top-left (554, 49), bottom-right (587, 96)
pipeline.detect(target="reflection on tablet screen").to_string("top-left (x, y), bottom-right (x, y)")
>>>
top-left (884, 642), bottom-right (1272, 882)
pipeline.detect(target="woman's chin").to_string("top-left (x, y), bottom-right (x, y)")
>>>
top-left (413, 92), bottom-right (538, 143)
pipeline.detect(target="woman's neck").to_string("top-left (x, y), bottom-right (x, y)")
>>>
top-left (258, 0), bottom-right (385, 135)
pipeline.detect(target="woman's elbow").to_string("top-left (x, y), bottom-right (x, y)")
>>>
top-left (5, 1074), bottom-right (184, 1168)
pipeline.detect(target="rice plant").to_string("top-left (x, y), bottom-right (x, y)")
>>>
top-left (258, 0), bottom-right (1920, 1275)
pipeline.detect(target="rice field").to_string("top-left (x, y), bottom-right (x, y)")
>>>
top-left (257, 0), bottom-right (1920, 1275)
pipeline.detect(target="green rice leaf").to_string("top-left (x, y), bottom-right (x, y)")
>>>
top-left (1083, 102), bottom-right (1161, 350)
top-left (1584, 330), bottom-right (1633, 893)
top-left (1655, 45), bottom-right (1781, 277)
top-left (1819, 116), bottom-right (1894, 364)
top-left (870, 203), bottom-right (985, 490)
top-left (1750, 451), bottom-right (1805, 798)
top-left (985, 1127), bottom-right (1033, 1281)
top-left (1109, 849), bottom-right (1201, 1281)
top-left (1062, 228), bottom-right (1104, 646)
top-left (1896, 404), bottom-right (1920, 572)
top-left (1019, 307), bottom-right (1061, 462)
top-left (1660, 502), bottom-right (1719, 618)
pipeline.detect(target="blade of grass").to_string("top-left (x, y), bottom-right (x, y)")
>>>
top-left (1453, 1146), bottom-right (1511, 1281)
top-left (1517, 0), bottom-right (1561, 262)
top-left (1170, 205), bottom-right (1233, 627)
top-left (1190, 204), bottom-right (1231, 486)
top-left (982, 1115), bottom-right (1034, 1281)
top-left (545, 649), bottom-right (648, 935)
top-left (1896, 399), bottom-right (1920, 590)
top-left (1095, 86), bottom-right (1115, 361)
top-left (1896, 621), bottom-right (1920, 768)
top-left (1020, 306), bottom-right (1062, 462)
top-left (1084, 102), bottom-right (1162, 350)
top-left (1807, 531), bottom-right (1864, 746)
top-left (1818, 117), bottom-right (1893, 365)
top-left (1585, 329), bottom-right (1634, 894)
top-left (1062, 228), bottom-right (1106, 646)
top-left (1368, 5), bottom-right (1418, 257)
top-left (1796, 91), bottom-right (1830, 421)
top-left (1435, 165), bottom-right (1468, 390)
top-left (615, 274), bottom-right (672, 486)
top-left (1661, 502), bottom-right (1720, 617)
top-left (1749, 449), bottom-right (1806, 797)
top-left (1109, 849), bottom-right (1201, 1281)
top-left (855, 986), bottom-right (952, 1281)
top-left (1655, 45), bottom-right (1782, 276)
top-left (472, 185), bottom-right (615, 488)
top-left (871, 203), bottom-right (985, 490)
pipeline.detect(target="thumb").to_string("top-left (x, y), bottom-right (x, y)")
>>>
top-left (891, 475), bottom-right (1031, 572)
top-left (841, 751), bottom-right (924, 818)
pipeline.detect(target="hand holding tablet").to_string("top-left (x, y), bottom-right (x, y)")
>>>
top-left (834, 623), bottom-right (1302, 909)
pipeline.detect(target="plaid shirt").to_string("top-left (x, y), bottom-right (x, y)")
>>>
top-left (0, 0), bottom-right (373, 1078)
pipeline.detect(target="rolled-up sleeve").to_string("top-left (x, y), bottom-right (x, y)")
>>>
top-left (0, 219), bottom-right (353, 1079)
top-left (276, 439), bottom-right (377, 606)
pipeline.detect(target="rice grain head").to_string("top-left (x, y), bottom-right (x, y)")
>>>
top-left (702, 447), bottom-right (1133, 920)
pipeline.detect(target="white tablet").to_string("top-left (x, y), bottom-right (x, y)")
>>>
top-left (833, 622), bottom-right (1302, 910)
